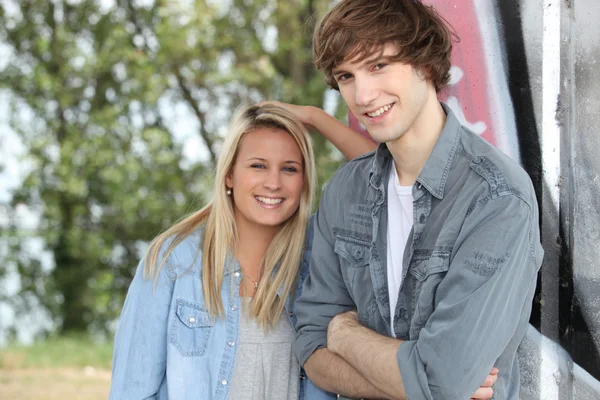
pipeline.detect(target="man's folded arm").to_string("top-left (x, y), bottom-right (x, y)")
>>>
top-left (294, 185), bottom-right (392, 399)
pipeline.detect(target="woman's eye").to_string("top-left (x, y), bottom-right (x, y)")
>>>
top-left (251, 164), bottom-right (266, 169)
top-left (373, 63), bottom-right (386, 70)
top-left (283, 166), bottom-right (298, 173)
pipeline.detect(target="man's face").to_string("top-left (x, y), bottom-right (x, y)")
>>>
top-left (332, 43), bottom-right (433, 144)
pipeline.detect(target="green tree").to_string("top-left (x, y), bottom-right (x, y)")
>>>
top-left (0, 0), bottom-right (200, 334)
top-left (0, 0), bottom-right (345, 336)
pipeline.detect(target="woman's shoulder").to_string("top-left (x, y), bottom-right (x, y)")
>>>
top-left (162, 226), bottom-right (206, 280)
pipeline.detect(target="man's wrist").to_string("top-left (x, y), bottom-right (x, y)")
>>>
top-left (304, 105), bottom-right (318, 128)
top-left (328, 312), bottom-right (362, 357)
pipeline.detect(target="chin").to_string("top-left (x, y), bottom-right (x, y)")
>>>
top-left (255, 217), bottom-right (287, 228)
top-left (371, 132), bottom-right (398, 143)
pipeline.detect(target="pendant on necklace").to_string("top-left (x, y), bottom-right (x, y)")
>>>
top-left (253, 282), bottom-right (258, 289)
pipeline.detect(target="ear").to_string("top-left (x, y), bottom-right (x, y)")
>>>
top-left (225, 170), bottom-right (233, 188)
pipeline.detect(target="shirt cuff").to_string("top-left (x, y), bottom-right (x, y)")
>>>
top-left (294, 331), bottom-right (327, 366)
top-left (396, 340), bottom-right (434, 400)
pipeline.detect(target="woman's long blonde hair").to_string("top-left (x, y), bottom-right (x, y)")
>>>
top-left (143, 103), bottom-right (316, 329)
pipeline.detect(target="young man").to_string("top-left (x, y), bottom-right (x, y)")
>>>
top-left (293, 1), bottom-right (544, 399)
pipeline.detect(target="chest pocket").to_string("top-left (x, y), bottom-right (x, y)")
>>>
top-left (335, 239), bottom-right (370, 267)
top-left (407, 251), bottom-right (450, 338)
top-left (334, 237), bottom-right (377, 321)
top-left (169, 299), bottom-right (214, 357)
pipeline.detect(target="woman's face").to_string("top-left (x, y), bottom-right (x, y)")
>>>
top-left (226, 127), bottom-right (305, 234)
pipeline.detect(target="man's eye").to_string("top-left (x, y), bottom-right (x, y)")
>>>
top-left (337, 73), bottom-right (352, 82)
top-left (373, 63), bottom-right (386, 70)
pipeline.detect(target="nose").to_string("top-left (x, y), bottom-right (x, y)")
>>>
top-left (354, 76), bottom-right (378, 108)
top-left (263, 169), bottom-right (282, 191)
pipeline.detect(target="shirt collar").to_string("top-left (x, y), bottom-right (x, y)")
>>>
top-left (368, 102), bottom-right (461, 200)
top-left (416, 102), bottom-right (461, 199)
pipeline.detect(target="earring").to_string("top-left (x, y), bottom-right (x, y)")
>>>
top-left (226, 188), bottom-right (232, 195)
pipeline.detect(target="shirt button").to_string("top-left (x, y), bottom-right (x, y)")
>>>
top-left (234, 272), bottom-right (240, 277)
top-left (228, 341), bottom-right (235, 347)
top-left (221, 380), bottom-right (227, 385)
top-left (473, 156), bottom-right (482, 163)
top-left (188, 317), bottom-right (196, 324)
top-left (419, 214), bottom-right (426, 223)
top-left (230, 306), bottom-right (237, 311)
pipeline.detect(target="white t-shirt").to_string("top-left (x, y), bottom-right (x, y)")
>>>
top-left (386, 163), bottom-right (414, 337)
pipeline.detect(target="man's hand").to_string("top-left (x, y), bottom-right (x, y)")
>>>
top-left (470, 367), bottom-right (499, 400)
top-left (259, 100), bottom-right (313, 127)
top-left (327, 310), bottom-right (360, 355)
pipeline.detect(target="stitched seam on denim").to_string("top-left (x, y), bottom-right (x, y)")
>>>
top-left (332, 229), bottom-right (371, 244)
top-left (411, 248), bottom-right (453, 260)
top-left (334, 241), bottom-right (371, 266)
top-left (467, 155), bottom-right (514, 199)
top-left (438, 125), bottom-right (462, 193)
top-left (409, 252), bottom-right (451, 281)
top-left (523, 198), bottom-right (537, 266)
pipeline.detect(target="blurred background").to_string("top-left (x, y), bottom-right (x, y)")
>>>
top-left (0, 0), bottom-right (347, 397)
top-left (1, 0), bottom-right (599, 399)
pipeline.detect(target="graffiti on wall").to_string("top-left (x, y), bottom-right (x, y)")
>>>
top-left (348, 0), bottom-right (600, 396)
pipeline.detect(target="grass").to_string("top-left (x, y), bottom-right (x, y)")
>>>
top-left (0, 335), bottom-right (113, 370)
top-left (0, 336), bottom-right (113, 399)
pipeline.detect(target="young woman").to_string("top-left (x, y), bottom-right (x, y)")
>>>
top-left (109, 103), bottom-right (336, 400)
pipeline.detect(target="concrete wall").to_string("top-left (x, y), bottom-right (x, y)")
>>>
top-left (433, 0), bottom-right (600, 397)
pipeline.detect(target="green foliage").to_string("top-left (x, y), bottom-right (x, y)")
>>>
top-left (0, 0), bottom-right (345, 336)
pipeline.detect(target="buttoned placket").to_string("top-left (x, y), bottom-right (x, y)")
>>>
top-left (368, 155), bottom-right (393, 333)
top-left (391, 183), bottom-right (431, 337)
top-left (214, 263), bottom-right (243, 398)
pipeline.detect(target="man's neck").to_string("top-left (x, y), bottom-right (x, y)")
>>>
top-left (386, 97), bottom-right (446, 186)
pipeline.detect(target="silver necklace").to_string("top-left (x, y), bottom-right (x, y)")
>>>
top-left (243, 273), bottom-right (260, 289)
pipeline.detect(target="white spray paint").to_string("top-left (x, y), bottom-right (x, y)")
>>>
top-left (540, 0), bottom-right (562, 398)
top-left (474, 0), bottom-right (521, 162)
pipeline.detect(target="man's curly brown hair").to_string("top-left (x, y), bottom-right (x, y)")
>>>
top-left (313, 0), bottom-right (458, 93)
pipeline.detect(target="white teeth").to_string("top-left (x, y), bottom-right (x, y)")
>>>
top-left (367, 103), bottom-right (392, 117)
top-left (256, 196), bottom-right (283, 205)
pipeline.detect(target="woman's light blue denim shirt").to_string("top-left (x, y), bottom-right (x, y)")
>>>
top-left (109, 222), bottom-right (333, 400)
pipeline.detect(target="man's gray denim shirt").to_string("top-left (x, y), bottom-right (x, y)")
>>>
top-left (294, 103), bottom-right (544, 400)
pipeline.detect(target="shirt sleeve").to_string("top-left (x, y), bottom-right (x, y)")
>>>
top-left (293, 186), bottom-right (356, 366)
top-left (109, 252), bottom-right (175, 399)
top-left (397, 194), bottom-right (543, 400)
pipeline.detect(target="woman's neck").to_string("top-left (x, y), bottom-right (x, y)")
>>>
top-left (234, 218), bottom-right (277, 275)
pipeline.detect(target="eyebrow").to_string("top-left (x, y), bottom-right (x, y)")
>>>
top-left (332, 54), bottom-right (393, 75)
top-left (247, 157), bottom-right (302, 165)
